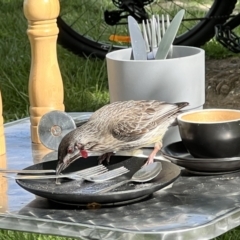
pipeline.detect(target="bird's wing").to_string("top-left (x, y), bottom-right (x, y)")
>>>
top-left (109, 101), bottom-right (185, 142)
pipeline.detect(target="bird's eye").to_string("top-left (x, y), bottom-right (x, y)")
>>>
top-left (67, 147), bottom-right (73, 154)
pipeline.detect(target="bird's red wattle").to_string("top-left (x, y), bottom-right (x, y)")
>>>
top-left (80, 149), bottom-right (88, 158)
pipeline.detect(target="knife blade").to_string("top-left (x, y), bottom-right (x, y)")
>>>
top-left (155, 9), bottom-right (185, 60)
top-left (0, 169), bottom-right (56, 174)
top-left (4, 174), bottom-right (67, 180)
top-left (128, 16), bottom-right (147, 60)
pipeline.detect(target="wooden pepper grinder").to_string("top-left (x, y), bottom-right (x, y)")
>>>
top-left (23, 0), bottom-right (65, 144)
top-left (0, 91), bottom-right (5, 155)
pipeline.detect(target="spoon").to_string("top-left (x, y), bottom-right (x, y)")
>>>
top-left (94, 162), bottom-right (162, 194)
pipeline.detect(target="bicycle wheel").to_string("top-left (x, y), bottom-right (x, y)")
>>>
top-left (57, 0), bottom-right (237, 59)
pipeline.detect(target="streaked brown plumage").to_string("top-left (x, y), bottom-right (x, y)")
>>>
top-left (56, 100), bottom-right (188, 174)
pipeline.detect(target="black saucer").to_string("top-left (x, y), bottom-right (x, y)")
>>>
top-left (161, 141), bottom-right (240, 172)
top-left (183, 169), bottom-right (240, 176)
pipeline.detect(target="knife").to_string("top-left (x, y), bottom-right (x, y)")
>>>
top-left (128, 16), bottom-right (147, 60)
top-left (155, 9), bottom-right (185, 60)
top-left (4, 174), bottom-right (67, 180)
top-left (0, 169), bottom-right (56, 174)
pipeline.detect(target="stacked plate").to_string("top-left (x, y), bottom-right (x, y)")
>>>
top-left (161, 141), bottom-right (240, 175)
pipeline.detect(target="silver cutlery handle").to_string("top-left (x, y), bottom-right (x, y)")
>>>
top-left (95, 179), bottom-right (130, 194)
top-left (85, 167), bottom-right (129, 182)
top-left (0, 169), bottom-right (56, 174)
top-left (5, 174), bottom-right (73, 180)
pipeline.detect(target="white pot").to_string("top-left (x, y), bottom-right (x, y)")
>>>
top-left (106, 46), bottom-right (205, 146)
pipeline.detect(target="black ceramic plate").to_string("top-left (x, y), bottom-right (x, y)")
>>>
top-left (184, 169), bottom-right (240, 176)
top-left (16, 156), bottom-right (180, 204)
top-left (161, 141), bottom-right (240, 172)
top-left (49, 194), bottom-right (151, 208)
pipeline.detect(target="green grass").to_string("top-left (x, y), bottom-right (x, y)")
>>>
top-left (0, 0), bottom-right (109, 122)
top-left (1, 0), bottom-right (240, 239)
top-left (1, 0), bottom-right (238, 121)
top-left (203, 39), bottom-right (239, 59)
top-left (0, 230), bottom-right (78, 240)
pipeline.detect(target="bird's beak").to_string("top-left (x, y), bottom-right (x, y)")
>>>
top-left (56, 150), bottom-right (81, 175)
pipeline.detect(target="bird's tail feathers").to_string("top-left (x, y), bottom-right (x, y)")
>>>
top-left (174, 102), bottom-right (189, 109)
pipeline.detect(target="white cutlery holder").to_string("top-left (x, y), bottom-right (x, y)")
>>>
top-left (106, 46), bottom-right (205, 146)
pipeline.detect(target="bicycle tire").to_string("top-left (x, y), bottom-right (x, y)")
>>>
top-left (57, 0), bottom-right (237, 59)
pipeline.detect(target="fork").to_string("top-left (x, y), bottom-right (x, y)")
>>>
top-left (6, 165), bottom-right (129, 182)
top-left (5, 165), bottom-right (108, 180)
top-left (142, 14), bottom-right (171, 59)
top-left (83, 166), bottom-right (129, 183)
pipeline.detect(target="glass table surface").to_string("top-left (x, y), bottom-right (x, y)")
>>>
top-left (1, 113), bottom-right (240, 240)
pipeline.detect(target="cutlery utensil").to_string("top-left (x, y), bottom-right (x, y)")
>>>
top-left (6, 166), bottom-right (129, 182)
top-left (128, 16), bottom-right (147, 60)
top-left (94, 162), bottom-right (162, 193)
top-left (5, 165), bottom-right (107, 180)
top-left (142, 19), bottom-right (150, 53)
top-left (16, 158), bottom-right (180, 204)
top-left (165, 14), bottom-right (173, 58)
top-left (142, 14), bottom-right (171, 60)
top-left (83, 166), bottom-right (129, 182)
top-left (155, 9), bottom-right (185, 60)
top-left (150, 15), bottom-right (157, 51)
top-left (0, 168), bottom-right (56, 174)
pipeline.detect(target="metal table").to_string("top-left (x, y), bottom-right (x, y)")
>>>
top-left (1, 113), bottom-right (240, 240)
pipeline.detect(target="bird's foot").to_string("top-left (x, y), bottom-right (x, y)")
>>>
top-left (144, 142), bottom-right (162, 166)
top-left (98, 152), bottom-right (114, 165)
top-left (144, 156), bottom-right (155, 165)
